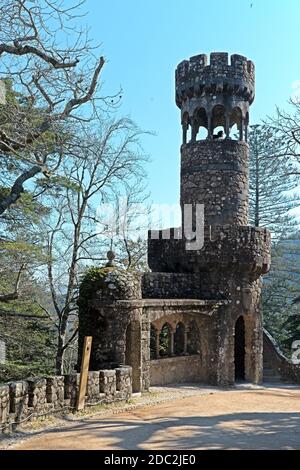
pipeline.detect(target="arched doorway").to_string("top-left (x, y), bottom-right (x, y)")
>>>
top-left (234, 316), bottom-right (245, 380)
top-left (125, 321), bottom-right (141, 392)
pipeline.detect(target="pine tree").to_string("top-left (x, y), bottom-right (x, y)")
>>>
top-left (262, 237), bottom-right (300, 355)
top-left (249, 124), bottom-right (300, 353)
top-left (249, 124), bottom-right (299, 242)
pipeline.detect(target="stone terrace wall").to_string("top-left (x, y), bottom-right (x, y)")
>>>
top-left (0, 366), bottom-right (132, 434)
top-left (150, 355), bottom-right (204, 386)
top-left (263, 330), bottom-right (300, 384)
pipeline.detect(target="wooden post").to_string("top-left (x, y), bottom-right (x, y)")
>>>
top-left (76, 336), bottom-right (92, 411)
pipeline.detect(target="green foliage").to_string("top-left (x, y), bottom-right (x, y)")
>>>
top-left (78, 266), bottom-right (114, 306)
top-left (0, 80), bottom-right (58, 158)
top-left (159, 324), bottom-right (170, 357)
top-left (248, 123), bottom-right (299, 242)
top-left (262, 235), bottom-right (300, 355)
top-left (0, 361), bottom-right (54, 384)
top-left (36, 175), bottom-right (81, 193)
top-left (0, 292), bottom-right (56, 372)
top-left (78, 265), bottom-right (137, 308)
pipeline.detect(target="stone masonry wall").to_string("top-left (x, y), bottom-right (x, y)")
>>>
top-left (0, 366), bottom-right (132, 434)
top-left (150, 355), bottom-right (203, 386)
top-left (263, 330), bottom-right (300, 384)
top-left (148, 225), bottom-right (270, 276)
top-left (180, 140), bottom-right (249, 226)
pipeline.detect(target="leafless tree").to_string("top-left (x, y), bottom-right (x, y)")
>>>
top-left (38, 118), bottom-right (148, 373)
top-left (111, 183), bottom-right (150, 271)
top-left (270, 99), bottom-right (300, 175)
top-left (0, 0), bottom-right (117, 216)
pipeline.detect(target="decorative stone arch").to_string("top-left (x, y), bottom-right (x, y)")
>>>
top-left (125, 320), bottom-right (142, 392)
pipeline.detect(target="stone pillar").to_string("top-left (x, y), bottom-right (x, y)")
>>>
top-left (239, 120), bottom-right (243, 141)
top-left (225, 114), bottom-right (230, 139)
top-left (207, 113), bottom-right (212, 139)
top-left (182, 123), bottom-right (187, 144)
top-left (9, 381), bottom-right (29, 422)
top-left (0, 385), bottom-right (10, 430)
top-left (244, 120), bottom-right (248, 142)
top-left (183, 327), bottom-right (188, 355)
top-left (155, 328), bottom-right (160, 358)
top-left (191, 118), bottom-right (198, 142)
top-left (170, 329), bottom-right (175, 356)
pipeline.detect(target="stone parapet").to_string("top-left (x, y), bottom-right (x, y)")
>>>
top-left (176, 52), bottom-right (254, 106)
top-left (0, 366), bottom-right (132, 434)
top-left (148, 225), bottom-right (271, 275)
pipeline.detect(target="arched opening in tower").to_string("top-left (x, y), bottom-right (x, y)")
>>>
top-left (193, 107), bottom-right (208, 141)
top-left (230, 107), bottom-right (242, 140)
top-left (125, 321), bottom-right (141, 392)
top-left (212, 105), bottom-right (225, 139)
top-left (234, 316), bottom-right (245, 381)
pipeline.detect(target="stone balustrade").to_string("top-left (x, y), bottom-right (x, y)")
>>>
top-left (0, 365), bottom-right (132, 433)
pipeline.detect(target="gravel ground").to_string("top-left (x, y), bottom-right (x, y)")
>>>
top-left (1, 382), bottom-right (300, 450)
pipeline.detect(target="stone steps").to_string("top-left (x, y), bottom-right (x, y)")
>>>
top-left (263, 360), bottom-right (282, 383)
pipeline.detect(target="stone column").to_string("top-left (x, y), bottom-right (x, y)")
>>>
top-left (191, 118), bottom-right (198, 142)
top-left (244, 120), bottom-right (248, 142)
top-left (225, 114), bottom-right (230, 139)
top-left (207, 113), bottom-right (212, 139)
top-left (239, 120), bottom-right (244, 141)
top-left (155, 328), bottom-right (160, 359)
top-left (183, 327), bottom-right (189, 355)
top-left (182, 123), bottom-right (187, 144)
top-left (170, 329), bottom-right (175, 356)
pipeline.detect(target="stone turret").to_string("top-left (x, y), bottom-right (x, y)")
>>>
top-left (176, 52), bottom-right (255, 227)
top-left (176, 52), bottom-right (254, 143)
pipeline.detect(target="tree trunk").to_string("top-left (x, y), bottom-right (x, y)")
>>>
top-left (0, 165), bottom-right (42, 215)
top-left (55, 334), bottom-right (65, 375)
top-left (255, 149), bottom-right (260, 227)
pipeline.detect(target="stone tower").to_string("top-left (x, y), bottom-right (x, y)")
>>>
top-left (78, 52), bottom-right (271, 390)
top-left (177, 52), bottom-right (253, 227)
top-left (147, 52), bottom-right (271, 384)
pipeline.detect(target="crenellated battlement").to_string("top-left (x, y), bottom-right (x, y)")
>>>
top-left (176, 52), bottom-right (255, 107)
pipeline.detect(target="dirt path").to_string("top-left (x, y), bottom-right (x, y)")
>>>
top-left (3, 384), bottom-right (300, 450)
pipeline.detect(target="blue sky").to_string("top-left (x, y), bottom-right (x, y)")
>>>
top-left (85, 0), bottom-right (300, 206)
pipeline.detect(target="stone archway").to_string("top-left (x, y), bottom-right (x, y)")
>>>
top-left (234, 316), bottom-right (245, 381)
top-left (125, 321), bottom-right (141, 392)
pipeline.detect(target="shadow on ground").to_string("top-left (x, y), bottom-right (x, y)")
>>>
top-left (8, 411), bottom-right (300, 450)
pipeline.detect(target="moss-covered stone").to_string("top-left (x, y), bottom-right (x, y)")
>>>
top-left (78, 266), bottom-right (141, 307)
